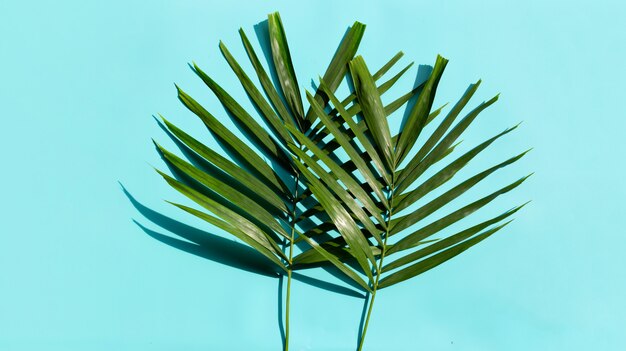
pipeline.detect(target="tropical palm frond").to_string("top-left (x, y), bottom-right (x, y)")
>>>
top-left (155, 13), bottom-right (419, 276)
top-left (150, 11), bottom-right (424, 351)
top-left (147, 11), bottom-right (529, 350)
top-left (286, 55), bottom-right (530, 350)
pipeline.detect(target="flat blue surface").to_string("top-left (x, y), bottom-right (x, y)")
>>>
top-left (1, 1), bottom-right (625, 350)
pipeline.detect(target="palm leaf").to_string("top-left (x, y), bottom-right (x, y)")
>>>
top-left (394, 55), bottom-right (448, 164)
top-left (144, 11), bottom-right (530, 351)
top-left (286, 54), bottom-right (530, 350)
top-left (146, 12), bottom-right (388, 351)
top-left (349, 55), bottom-right (395, 170)
top-left (267, 12), bottom-right (305, 128)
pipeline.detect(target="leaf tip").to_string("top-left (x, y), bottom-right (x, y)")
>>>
top-left (152, 165), bottom-right (166, 177)
top-left (502, 218), bottom-right (516, 226)
top-left (157, 113), bottom-right (169, 125)
top-left (520, 199), bottom-right (533, 208)
top-left (352, 20), bottom-right (366, 29)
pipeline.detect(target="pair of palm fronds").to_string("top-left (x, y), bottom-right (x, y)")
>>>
top-left (151, 11), bottom-right (529, 351)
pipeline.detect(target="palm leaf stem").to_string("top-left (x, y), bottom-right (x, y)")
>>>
top-left (358, 174), bottom-right (395, 351)
top-left (285, 148), bottom-right (303, 351)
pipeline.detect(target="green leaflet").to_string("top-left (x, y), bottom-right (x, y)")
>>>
top-left (293, 241), bottom-right (383, 267)
top-left (396, 93), bottom-right (499, 194)
top-left (288, 146), bottom-right (383, 244)
top-left (395, 55), bottom-right (448, 164)
top-left (349, 56), bottom-right (395, 169)
top-left (305, 90), bottom-right (389, 208)
top-left (389, 173), bottom-right (532, 254)
top-left (156, 143), bottom-right (290, 240)
top-left (286, 124), bottom-right (386, 227)
top-left (304, 21), bottom-right (365, 127)
top-left (394, 125), bottom-right (522, 213)
top-left (191, 63), bottom-right (291, 168)
top-left (219, 41), bottom-right (293, 144)
top-left (267, 12), bottom-right (305, 129)
top-left (239, 28), bottom-right (299, 130)
top-left (171, 202), bottom-right (288, 273)
top-left (378, 221), bottom-right (511, 289)
top-left (308, 59), bottom-right (414, 145)
top-left (294, 237), bottom-right (437, 268)
top-left (290, 158), bottom-right (376, 281)
top-left (176, 86), bottom-right (290, 195)
top-left (156, 170), bottom-right (288, 262)
top-left (398, 80), bottom-right (481, 174)
top-left (160, 116), bottom-right (289, 215)
top-left (390, 151), bottom-right (530, 236)
top-left (319, 77), bottom-right (391, 185)
top-left (297, 232), bottom-right (371, 292)
top-left (382, 203), bottom-right (527, 272)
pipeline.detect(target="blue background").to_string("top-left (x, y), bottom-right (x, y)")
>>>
top-left (1, 1), bottom-right (625, 350)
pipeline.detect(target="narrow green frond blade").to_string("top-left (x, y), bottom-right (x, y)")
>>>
top-left (349, 55), bottom-right (394, 169)
top-left (157, 143), bottom-right (290, 239)
top-left (160, 116), bottom-right (289, 214)
top-left (176, 86), bottom-right (290, 194)
top-left (375, 61), bottom-right (415, 97)
top-left (320, 98), bottom-right (444, 162)
top-left (378, 220), bottom-right (512, 288)
top-left (395, 55), bottom-right (448, 164)
top-left (391, 151), bottom-right (530, 235)
top-left (308, 55), bottom-right (412, 142)
top-left (391, 102), bottom-right (448, 148)
top-left (393, 140), bottom-right (462, 207)
top-left (288, 145), bottom-right (383, 244)
top-left (218, 41), bottom-right (293, 144)
top-left (305, 91), bottom-right (389, 207)
top-left (388, 173), bottom-right (532, 254)
top-left (239, 28), bottom-right (298, 130)
top-left (424, 103), bottom-right (449, 127)
top-left (268, 12), bottom-right (304, 128)
top-left (294, 243), bottom-right (382, 267)
top-left (395, 125), bottom-right (520, 212)
top-left (170, 201), bottom-right (287, 272)
top-left (383, 203), bottom-right (527, 272)
top-left (291, 158), bottom-right (376, 279)
top-left (298, 232), bottom-right (371, 292)
top-left (298, 221), bottom-right (336, 241)
top-left (304, 21), bottom-right (365, 126)
top-left (397, 84), bottom-right (492, 193)
top-left (400, 81), bottom-right (481, 174)
top-left (295, 237), bottom-right (432, 267)
top-left (319, 77), bottom-right (391, 185)
top-left (373, 51), bottom-right (404, 80)
top-left (157, 170), bottom-right (289, 261)
top-left (384, 82), bottom-right (434, 123)
top-left (286, 125), bottom-right (386, 224)
top-left (191, 63), bottom-right (290, 167)
top-left (324, 51), bottom-right (407, 122)
top-left (311, 71), bottom-right (416, 152)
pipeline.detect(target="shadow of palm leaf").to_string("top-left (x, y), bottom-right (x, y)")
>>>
top-left (123, 183), bottom-right (364, 298)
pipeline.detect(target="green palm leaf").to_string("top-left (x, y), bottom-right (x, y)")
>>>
top-left (287, 55), bottom-right (530, 351)
top-left (144, 11), bottom-right (530, 351)
top-left (349, 55), bottom-right (395, 170)
top-left (267, 12), bottom-right (305, 129)
top-left (148, 12), bottom-right (383, 351)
